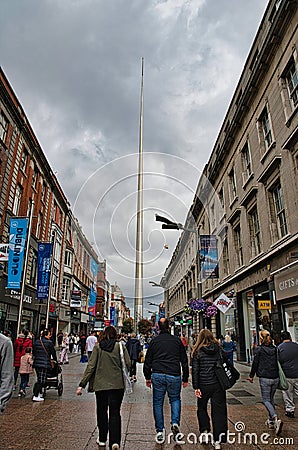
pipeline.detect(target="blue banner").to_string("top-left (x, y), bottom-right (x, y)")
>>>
top-left (7, 218), bottom-right (29, 289)
top-left (110, 306), bottom-right (115, 325)
top-left (91, 258), bottom-right (98, 279)
top-left (37, 242), bottom-right (53, 300)
top-left (200, 235), bottom-right (219, 279)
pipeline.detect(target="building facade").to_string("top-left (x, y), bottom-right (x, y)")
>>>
top-left (163, 0), bottom-right (298, 361)
top-left (0, 67), bottom-right (102, 339)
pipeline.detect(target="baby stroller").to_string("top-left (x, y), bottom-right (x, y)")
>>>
top-left (43, 361), bottom-right (63, 397)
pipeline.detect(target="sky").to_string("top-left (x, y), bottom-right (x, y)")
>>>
top-left (0, 0), bottom-right (269, 317)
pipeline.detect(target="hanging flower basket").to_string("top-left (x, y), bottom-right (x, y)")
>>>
top-left (203, 304), bottom-right (218, 318)
top-left (184, 298), bottom-right (218, 317)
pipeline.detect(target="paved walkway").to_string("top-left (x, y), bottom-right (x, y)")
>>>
top-left (1, 353), bottom-right (297, 450)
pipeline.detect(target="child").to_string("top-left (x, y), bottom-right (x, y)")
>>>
top-left (19, 347), bottom-right (33, 397)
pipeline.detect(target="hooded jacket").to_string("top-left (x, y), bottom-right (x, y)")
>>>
top-left (125, 337), bottom-right (142, 361)
top-left (192, 343), bottom-right (221, 388)
top-left (249, 344), bottom-right (279, 379)
top-left (79, 339), bottom-right (131, 392)
top-left (13, 335), bottom-right (32, 367)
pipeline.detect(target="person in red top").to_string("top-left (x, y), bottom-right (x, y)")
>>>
top-left (13, 329), bottom-right (32, 390)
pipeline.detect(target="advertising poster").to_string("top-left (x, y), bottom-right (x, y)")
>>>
top-left (200, 235), bottom-right (219, 279)
top-left (37, 242), bottom-right (53, 300)
top-left (7, 218), bottom-right (28, 289)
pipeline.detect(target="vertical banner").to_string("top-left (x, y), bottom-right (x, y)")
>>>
top-left (200, 235), bottom-right (219, 279)
top-left (110, 306), bottom-right (115, 325)
top-left (89, 257), bottom-right (98, 316)
top-left (7, 218), bottom-right (29, 289)
top-left (37, 242), bottom-right (53, 300)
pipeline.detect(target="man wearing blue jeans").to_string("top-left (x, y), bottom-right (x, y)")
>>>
top-left (143, 318), bottom-right (189, 443)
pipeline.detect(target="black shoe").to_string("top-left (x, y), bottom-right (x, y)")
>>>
top-left (285, 411), bottom-right (295, 418)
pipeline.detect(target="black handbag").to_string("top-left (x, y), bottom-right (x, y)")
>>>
top-left (215, 349), bottom-right (240, 390)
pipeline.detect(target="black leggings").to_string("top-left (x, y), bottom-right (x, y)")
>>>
top-left (95, 389), bottom-right (124, 447)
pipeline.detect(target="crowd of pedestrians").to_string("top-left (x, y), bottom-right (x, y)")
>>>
top-left (1, 323), bottom-right (297, 449)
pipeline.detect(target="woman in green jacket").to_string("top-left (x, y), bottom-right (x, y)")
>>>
top-left (76, 326), bottom-right (131, 450)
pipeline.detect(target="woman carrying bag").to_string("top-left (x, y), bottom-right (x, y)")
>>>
top-left (192, 329), bottom-right (228, 450)
top-left (76, 326), bottom-right (131, 450)
top-left (248, 329), bottom-right (283, 436)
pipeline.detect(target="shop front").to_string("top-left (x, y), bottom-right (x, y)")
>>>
top-left (274, 263), bottom-right (298, 342)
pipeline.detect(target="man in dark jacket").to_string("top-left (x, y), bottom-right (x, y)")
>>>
top-left (32, 329), bottom-right (57, 402)
top-left (125, 333), bottom-right (142, 382)
top-left (278, 331), bottom-right (298, 418)
top-left (143, 318), bottom-right (189, 443)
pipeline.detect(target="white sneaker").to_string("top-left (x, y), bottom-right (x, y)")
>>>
top-left (96, 437), bottom-right (106, 446)
top-left (32, 395), bottom-right (44, 402)
top-left (111, 445), bottom-right (120, 450)
top-left (155, 431), bottom-right (165, 444)
top-left (265, 419), bottom-right (274, 429)
top-left (213, 442), bottom-right (221, 450)
top-left (274, 419), bottom-right (283, 436)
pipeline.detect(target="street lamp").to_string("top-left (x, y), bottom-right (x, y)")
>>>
top-left (155, 213), bottom-right (202, 332)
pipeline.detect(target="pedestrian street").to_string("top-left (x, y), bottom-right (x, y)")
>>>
top-left (1, 353), bottom-right (297, 450)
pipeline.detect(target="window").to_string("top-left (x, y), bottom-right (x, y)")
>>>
top-left (41, 182), bottom-right (46, 202)
top-left (29, 250), bottom-right (38, 286)
top-left (285, 58), bottom-right (298, 109)
top-left (229, 168), bottom-right (237, 203)
top-left (13, 185), bottom-right (23, 215)
top-left (36, 212), bottom-right (43, 239)
top-left (258, 106), bottom-right (274, 152)
top-left (64, 250), bottom-right (73, 268)
top-left (32, 169), bottom-right (38, 189)
top-left (62, 277), bottom-right (71, 304)
top-left (51, 266), bottom-right (59, 299)
top-left (222, 240), bottom-right (230, 277)
top-left (248, 207), bottom-right (262, 257)
top-left (0, 112), bottom-right (9, 143)
top-left (20, 149), bottom-right (28, 172)
top-left (270, 182), bottom-right (288, 239)
top-left (233, 224), bottom-right (243, 267)
top-left (242, 142), bottom-right (252, 184)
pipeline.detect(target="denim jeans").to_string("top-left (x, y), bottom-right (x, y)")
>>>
top-left (151, 373), bottom-right (182, 432)
top-left (20, 374), bottom-right (29, 391)
top-left (259, 377), bottom-right (279, 420)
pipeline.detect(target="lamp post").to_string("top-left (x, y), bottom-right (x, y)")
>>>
top-left (155, 214), bottom-right (202, 333)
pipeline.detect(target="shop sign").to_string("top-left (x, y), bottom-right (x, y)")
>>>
top-left (214, 293), bottom-right (233, 314)
top-left (258, 300), bottom-right (271, 310)
top-left (274, 265), bottom-right (298, 301)
top-left (70, 290), bottom-right (82, 308)
top-left (0, 243), bottom-right (9, 262)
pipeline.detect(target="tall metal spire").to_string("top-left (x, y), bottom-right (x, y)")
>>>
top-left (134, 57), bottom-right (144, 331)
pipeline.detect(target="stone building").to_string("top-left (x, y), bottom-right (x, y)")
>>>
top-left (163, 0), bottom-right (298, 361)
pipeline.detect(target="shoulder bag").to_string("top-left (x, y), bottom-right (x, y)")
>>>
top-left (119, 342), bottom-right (133, 394)
top-left (276, 349), bottom-right (289, 391)
top-left (215, 348), bottom-right (240, 390)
